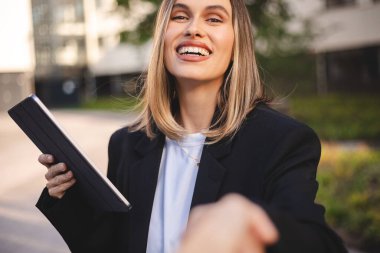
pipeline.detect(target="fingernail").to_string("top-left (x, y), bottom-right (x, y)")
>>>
top-left (60, 163), bottom-right (66, 171)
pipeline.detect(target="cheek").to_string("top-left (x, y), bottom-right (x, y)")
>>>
top-left (163, 33), bottom-right (174, 69)
top-left (225, 30), bottom-right (235, 57)
top-left (164, 24), bottom-right (180, 51)
top-left (216, 30), bottom-right (234, 62)
top-left (163, 26), bottom-right (180, 65)
top-left (163, 33), bottom-right (171, 57)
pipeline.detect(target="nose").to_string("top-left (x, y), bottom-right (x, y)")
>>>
top-left (184, 19), bottom-right (205, 38)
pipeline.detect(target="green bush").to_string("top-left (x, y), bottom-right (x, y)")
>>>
top-left (317, 149), bottom-right (380, 251)
top-left (258, 52), bottom-right (317, 95)
top-left (288, 94), bottom-right (380, 140)
top-left (81, 96), bottom-right (140, 111)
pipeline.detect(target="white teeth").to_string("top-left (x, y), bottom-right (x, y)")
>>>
top-left (178, 46), bottom-right (210, 56)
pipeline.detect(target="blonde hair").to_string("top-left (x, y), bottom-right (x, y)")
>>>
top-left (130, 0), bottom-right (267, 143)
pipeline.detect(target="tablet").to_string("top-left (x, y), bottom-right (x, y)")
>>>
top-left (8, 94), bottom-right (131, 212)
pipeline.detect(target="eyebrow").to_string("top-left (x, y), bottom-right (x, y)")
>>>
top-left (172, 3), bottom-right (230, 17)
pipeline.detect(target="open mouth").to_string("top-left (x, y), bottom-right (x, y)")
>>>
top-left (177, 46), bottom-right (212, 56)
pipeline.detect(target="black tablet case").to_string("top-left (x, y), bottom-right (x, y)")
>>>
top-left (8, 94), bottom-right (131, 212)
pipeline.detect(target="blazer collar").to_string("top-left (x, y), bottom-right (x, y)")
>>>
top-left (128, 131), bottom-right (165, 252)
top-left (205, 137), bottom-right (233, 159)
top-left (134, 129), bottom-right (234, 159)
top-left (130, 118), bottom-right (235, 210)
top-left (190, 147), bottom-right (227, 208)
top-left (133, 129), bottom-right (234, 159)
top-left (134, 130), bottom-right (165, 156)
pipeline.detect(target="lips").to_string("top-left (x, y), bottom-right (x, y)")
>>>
top-left (176, 41), bottom-right (212, 57)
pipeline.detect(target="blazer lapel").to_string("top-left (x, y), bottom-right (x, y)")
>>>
top-left (127, 133), bottom-right (165, 252)
top-left (191, 139), bottom-right (232, 208)
top-left (126, 130), bottom-right (233, 251)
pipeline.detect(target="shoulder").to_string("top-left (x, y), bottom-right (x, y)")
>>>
top-left (108, 126), bottom-right (162, 156)
top-left (107, 126), bottom-right (151, 181)
top-left (109, 126), bottom-right (146, 147)
top-left (242, 102), bottom-right (319, 140)
top-left (246, 103), bottom-right (310, 131)
top-left (235, 103), bottom-right (321, 157)
top-left (107, 126), bottom-right (148, 157)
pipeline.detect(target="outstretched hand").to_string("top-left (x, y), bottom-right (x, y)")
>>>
top-left (177, 194), bottom-right (278, 253)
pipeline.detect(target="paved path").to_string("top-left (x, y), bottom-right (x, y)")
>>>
top-left (0, 110), bottom-right (135, 253)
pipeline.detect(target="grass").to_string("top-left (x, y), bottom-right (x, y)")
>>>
top-left (81, 93), bottom-right (380, 141)
top-left (81, 96), bottom-right (140, 112)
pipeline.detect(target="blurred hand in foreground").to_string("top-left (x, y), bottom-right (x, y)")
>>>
top-left (177, 194), bottom-right (278, 253)
top-left (38, 154), bottom-right (76, 199)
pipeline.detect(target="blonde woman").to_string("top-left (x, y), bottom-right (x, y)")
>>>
top-left (37, 0), bottom-right (347, 252)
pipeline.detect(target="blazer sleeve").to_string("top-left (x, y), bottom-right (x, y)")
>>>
top-left (35, 129), bottom-right (127, 253)
top-left (260, 124), bottom-right (348, 253)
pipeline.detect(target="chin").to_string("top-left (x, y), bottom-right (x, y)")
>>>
top-left (171, 66), bottom-right (210, 80)
top-left (173, 73), bottom-right (210, 83)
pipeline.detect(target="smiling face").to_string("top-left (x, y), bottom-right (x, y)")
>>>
top-left (164, 0), bottom-right (234, 86)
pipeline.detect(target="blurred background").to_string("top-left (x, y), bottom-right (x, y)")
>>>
top-left (0, 0), bottom-right (379, 252)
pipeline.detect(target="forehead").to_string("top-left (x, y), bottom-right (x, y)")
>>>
top-left (172, 0), bottom-right (232, 13)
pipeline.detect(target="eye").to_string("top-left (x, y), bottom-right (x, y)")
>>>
top-left (171, 14), bottom-right (189, 22)
top-left (172, 15), bottom-right (187, 20)
top-left (207, 17), bottom-right (223, 23)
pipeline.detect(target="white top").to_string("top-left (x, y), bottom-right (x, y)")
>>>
top-left (146, 133), bottom-right (206, 253)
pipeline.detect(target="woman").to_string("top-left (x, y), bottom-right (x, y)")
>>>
top-left (37, 0), bottom-right (347, 252)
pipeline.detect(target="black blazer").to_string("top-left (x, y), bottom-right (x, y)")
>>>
top-left (36, 103), bottom-right (348, 253)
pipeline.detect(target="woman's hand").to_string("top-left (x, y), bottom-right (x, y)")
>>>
top-left (38, 154), bottom-right (76, 199)
top-left (177, 194), bottom-right (279, 253)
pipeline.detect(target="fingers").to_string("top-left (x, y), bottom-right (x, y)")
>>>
top-left (38, 154), bottom-right (77, 199)
top-left (46, 169), bottom-right (76, 199)
top-left (45, 162), bottom-right (67, 180)
top-left (46, 169), bottom-right (74, 188)
top-left (38, 154), bottom-right (54, 167)
top-left (48, 178), bottom-right (76, 199)
top-left (247, 204), bottom-right (279, 245)
top-left (186, 205), bottom-right (208, 227)
top-left (220, 194), bottom-right (279, 245)
top-left (179, 194), bottom-right (279, 253)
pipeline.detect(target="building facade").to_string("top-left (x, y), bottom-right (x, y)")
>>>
top-left (31, 0), bottom-right (124, 106)
top-left (0, 0), bottom-right (34, 111)
top-left (312, 0), bottom-right (380, 93)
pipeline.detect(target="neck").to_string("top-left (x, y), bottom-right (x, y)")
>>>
top-left (175, 78), bottom-right (222, 133)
